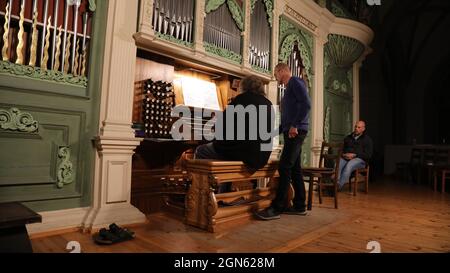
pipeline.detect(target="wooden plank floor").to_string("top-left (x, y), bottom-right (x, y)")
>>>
top-left (31, 178), bottom-right (450, 253)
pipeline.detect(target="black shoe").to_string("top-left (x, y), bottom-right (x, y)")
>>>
top-left (282, 207), bottom-right (307, 216)
top-left (254, 207), bottom-right (281, 220)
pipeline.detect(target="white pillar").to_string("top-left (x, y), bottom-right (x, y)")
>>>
top-left (352, 60), bottom-right (361, 124)
top-left (310, 31), bottom-right (328, 166)
top-left (193, 0), bottom-right (206, 54)
top-left (352, 48), bottom-right (372, 124)
top-left (352, 49), bottom-right (371, 124)
top-left (268, 2), bottom-right (282, 160)
top-left (84, 0), bottom-right (146, 231)
top-left (242, 0), bottom-right (251, 70)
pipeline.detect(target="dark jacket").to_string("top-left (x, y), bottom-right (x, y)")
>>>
top-left (213, 92), bottom-right (274, 170)
top-left (343, 133), bottom-right (373, 162)
top-left (280, 77), bottom-right (311, 133)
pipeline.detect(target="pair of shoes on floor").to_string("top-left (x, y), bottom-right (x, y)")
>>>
top-left (254, 207), bottom-right (281, 221)
top-left (282, 207), bottom-right (307, 216)
top-left (93, 223), bottom-right (135, 245)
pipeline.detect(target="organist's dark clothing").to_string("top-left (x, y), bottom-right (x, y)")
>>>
top-left (195, 91), bottom-right (274, 170)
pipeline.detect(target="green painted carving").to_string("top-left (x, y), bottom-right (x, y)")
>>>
top-left (279, 17), bottom-right (294, 41)
top-left (0, 107), bottom-right (39, 133)
top-left (279, 33), bottom-right (313, 88)
top-left (205, 0), bottom-right (244, 31)
top-left (204, 42), bottom-right (242, 64)
top-left (263, 0), bottom-right (274, 27)
top-left (250, 0), bottom-right (257, 13)
top-left (325, 34), bottom-right (365, 68)
top-left (302, 148), bottom-right (308, 166)
top-left (205, 0), bottom-right (226, 13)
top-left (331, 3), bottom-right (348, 18)
top-left (324, 106), bottom-right (331, 142)
top-left (227, 0), bottom-right (244, 31)
top-left (0, 61), bottom-right (88, 87)
top-left (279, 34), bottom-right (296, 63)
top-left (315, 0), bottom-right (327, 7)
top-left (156, 32), bottom-right (194, 48)
top-left (301, 29), bottom-right (314, 54)
top-left (56, 147), bottom-right (74, 189)
top-left (278, 17), bottom-right (314, 87)
top-left (330, 1), bottom-right (353, 19)
top-left (325, 65), bottom-right (353, 96)
top-left (347, 69), bottom-right (353, 88)
top-left (88, 0), bottom-right (96, 12)
top-left (251, 65), bottom-right (271, 75)
top-left (346, 112), bottom-right (352, 133)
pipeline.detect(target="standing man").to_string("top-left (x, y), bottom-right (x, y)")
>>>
top-left (255, 63), bottom-right (311, 220)
top-left (338, 121), bottom-right (373, 190)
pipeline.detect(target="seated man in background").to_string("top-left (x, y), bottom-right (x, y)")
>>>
top-left (338, 120), bottom-right (373, 190)
top-left (194, 75), bottom-right (275, 192)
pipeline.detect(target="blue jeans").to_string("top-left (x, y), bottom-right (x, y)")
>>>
top-left (338, 158), bottom-right (366, 189)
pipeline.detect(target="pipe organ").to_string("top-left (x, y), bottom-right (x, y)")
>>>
top-left (152, 0), bottom-right (195, 43)
top-left (0, 0), bottom-right (94, 78)
top-left (249, 0), bottom-right (271, 71)
top-left (203, 2), bottom-right (241, 55)
top-left (131, 1), bottom-right (278, 216)
top-left (278, 42), bottom-right (308, 103)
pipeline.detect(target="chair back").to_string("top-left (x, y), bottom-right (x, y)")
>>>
top-left (423, 148), bottom-right (436, 166)
top-left (435, 148), bottom-right (450, 165)
top-left (410, 148), bottom-right (422, 165)
top-left (318, 142), bottom-right (343, 176)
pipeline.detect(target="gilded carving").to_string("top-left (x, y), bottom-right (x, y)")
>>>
top-left (2, 3), bottom-right (10, 61)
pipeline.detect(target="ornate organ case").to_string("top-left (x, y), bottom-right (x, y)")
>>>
top-left (131, 0), bottom-right (275, 216)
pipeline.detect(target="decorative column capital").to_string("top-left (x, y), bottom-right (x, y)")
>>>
top-left (138, 0), bottom-right (155, 35)
top-left (193, 0), bottom-right (207, 54)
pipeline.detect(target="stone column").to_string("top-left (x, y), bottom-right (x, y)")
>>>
top-left (353, 50), bottom-right (370, 124)
top-left (242, 0), bottom-right (251, 70)
top-left (268, 0), bottom-right (283, 160)
top-left (84, 0), bottom-right (146, 231)
top-left (310, 31), bottom-right (328, 166)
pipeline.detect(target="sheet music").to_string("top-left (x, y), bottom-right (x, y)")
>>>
top-left (181, 77), bottom-right (221, 111)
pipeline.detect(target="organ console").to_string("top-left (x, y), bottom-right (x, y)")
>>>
top-left (131, 50), bottom-right (245, 216)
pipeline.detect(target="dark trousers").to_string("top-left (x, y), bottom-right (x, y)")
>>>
top-left (271, 131), bottom-right (307, 212)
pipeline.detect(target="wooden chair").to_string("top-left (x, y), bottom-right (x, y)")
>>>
top-left (348, 165), bottom-right (370, 196)
top-left (396, 148), bottom-right (422, 183)
top-left (303, 142), bottom-right (343, 210)
top-left (432, 148), bottom-right (450, 193)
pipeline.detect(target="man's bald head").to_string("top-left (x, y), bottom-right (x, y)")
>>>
top-left (354, 121), bottom-right (366, 136)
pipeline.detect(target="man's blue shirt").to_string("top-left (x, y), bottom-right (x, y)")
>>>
top-left (280, 76), bottom-right (311, 133)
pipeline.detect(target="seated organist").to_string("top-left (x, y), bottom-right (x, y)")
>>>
top-left (194, 75), bottom-right (275, 192)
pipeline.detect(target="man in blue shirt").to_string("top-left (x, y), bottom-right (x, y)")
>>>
top-left (255, 63), bottom-right (311, 220)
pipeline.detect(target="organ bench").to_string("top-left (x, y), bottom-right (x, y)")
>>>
top-left (185, 160), bottom-right (280, 232)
